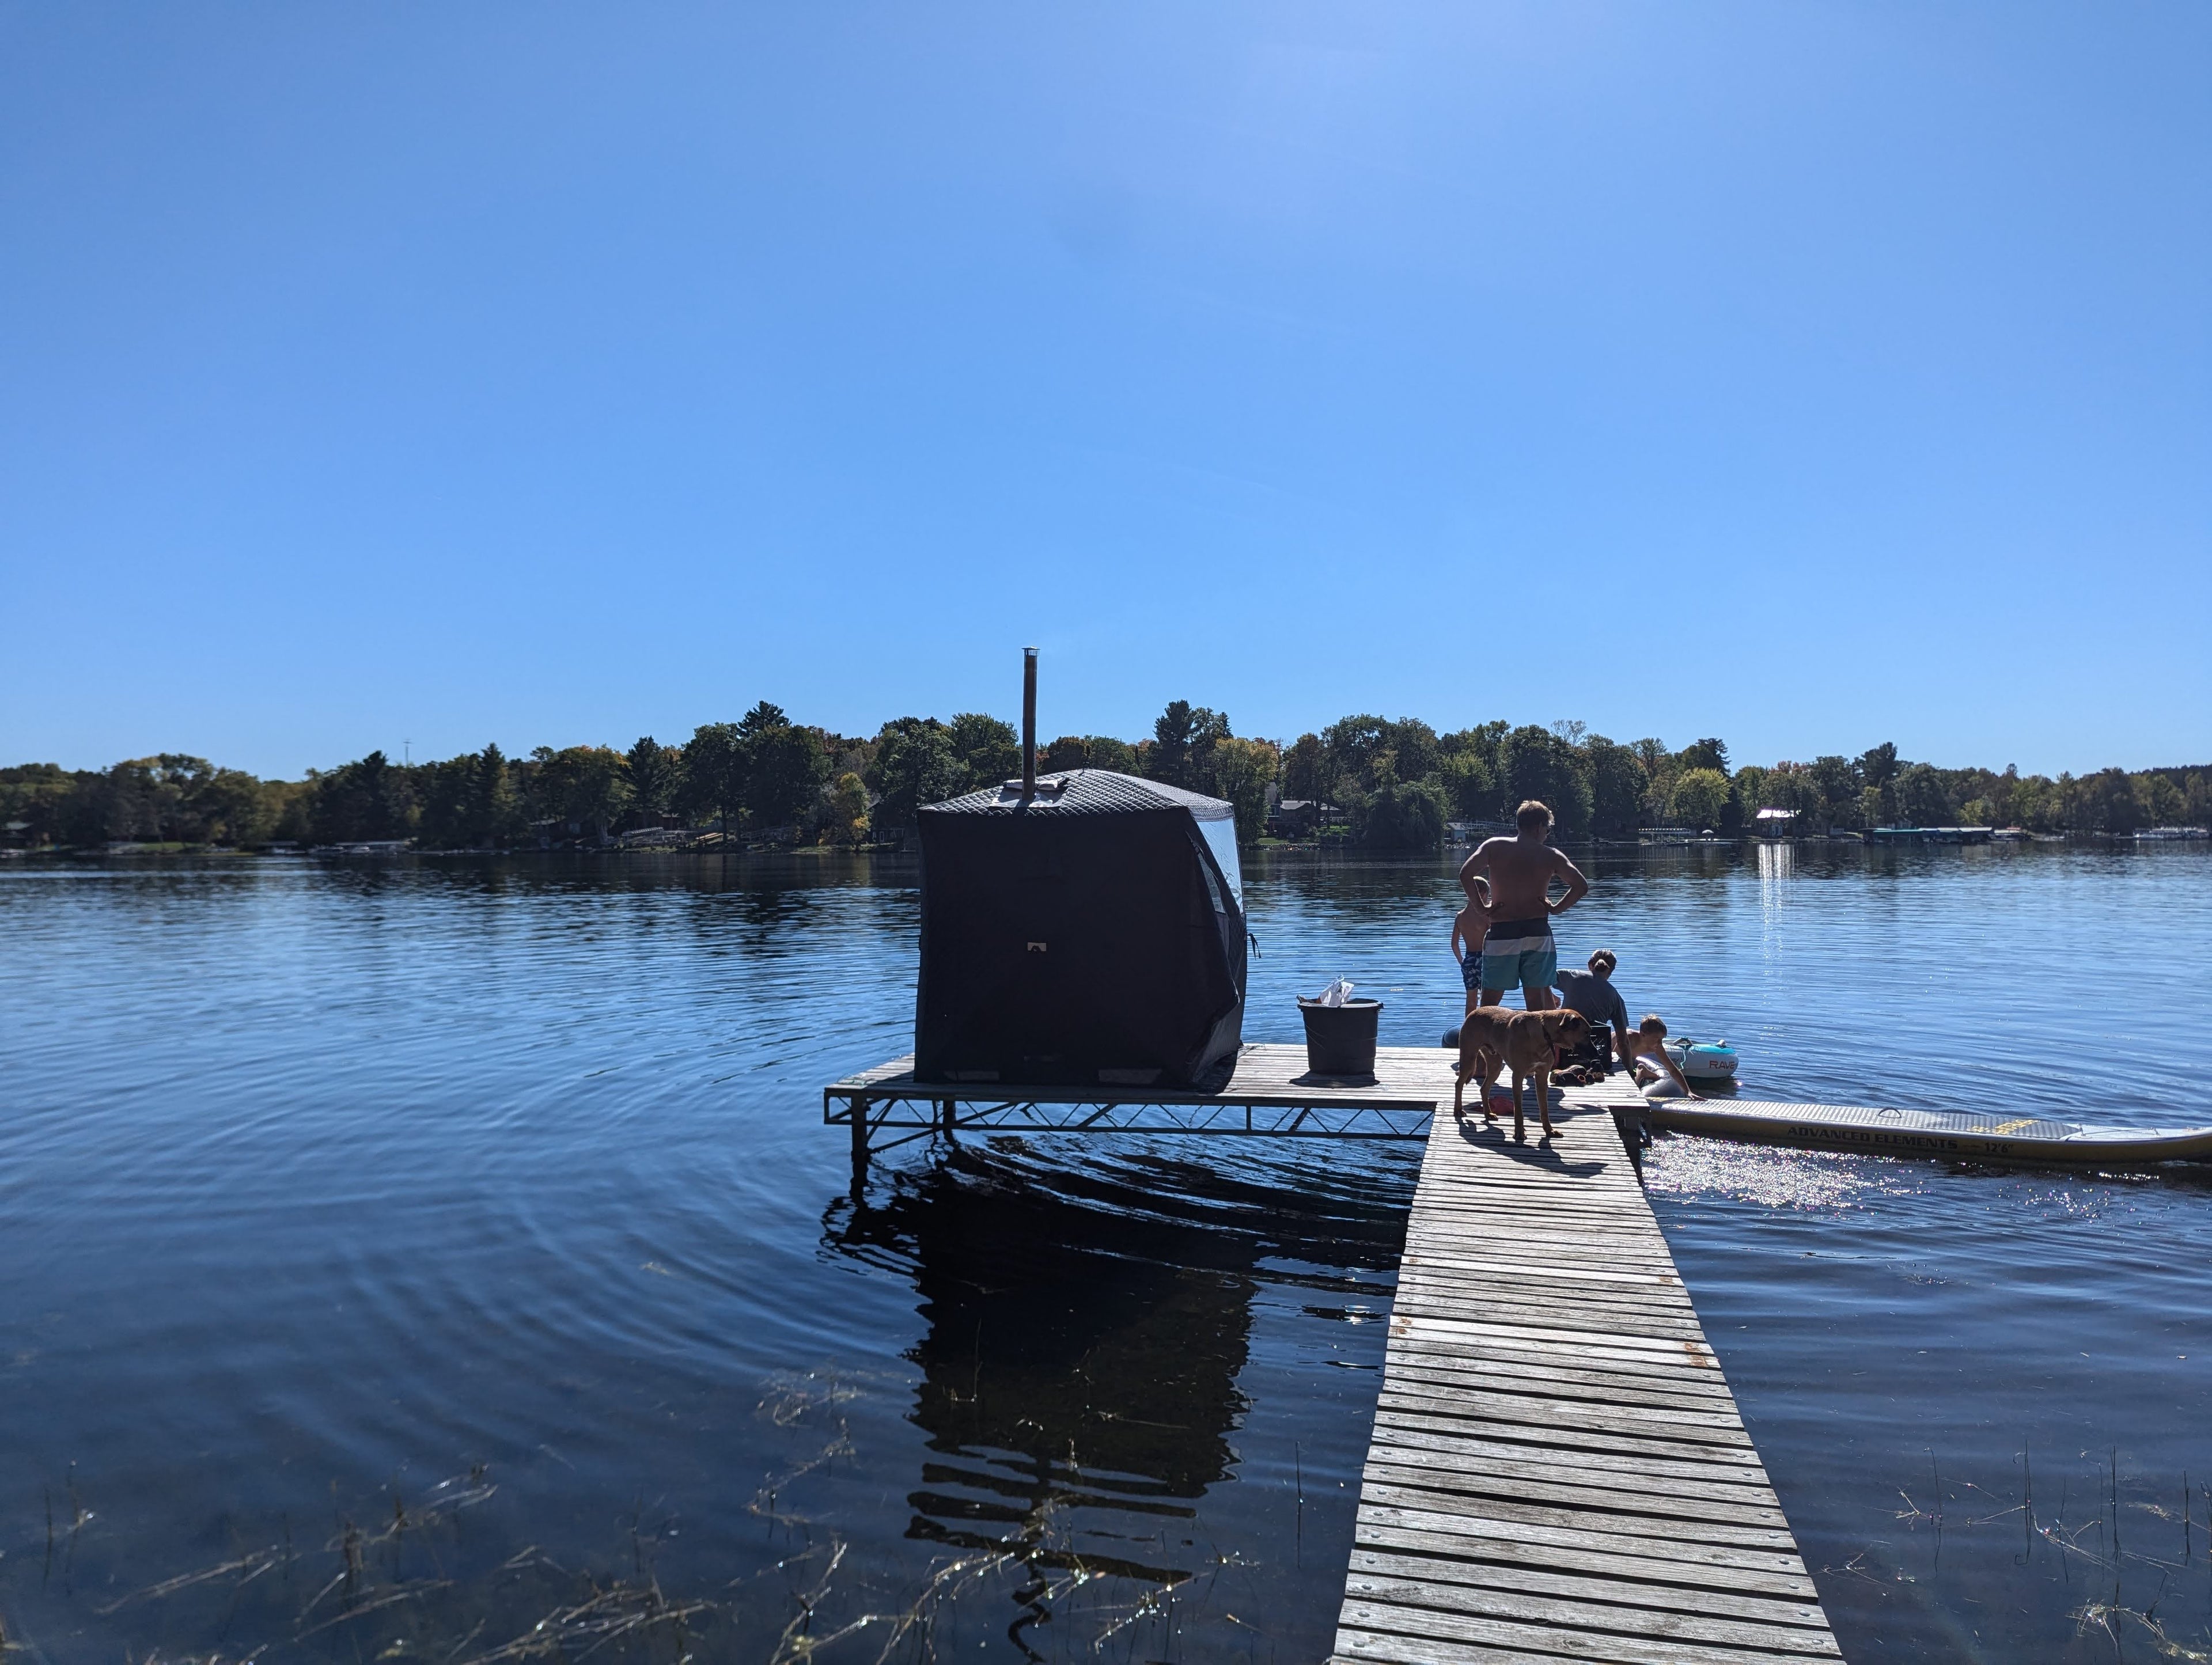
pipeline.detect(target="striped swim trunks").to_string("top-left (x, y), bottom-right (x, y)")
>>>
top-left (1479, 917), bottom-right (1557, 994)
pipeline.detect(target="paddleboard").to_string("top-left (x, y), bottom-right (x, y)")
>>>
top-left (1641, 1098), bottom-right (2212, 1167)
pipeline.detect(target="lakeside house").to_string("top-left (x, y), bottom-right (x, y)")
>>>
top-left (1267, 800), bottom-right (1327, 838)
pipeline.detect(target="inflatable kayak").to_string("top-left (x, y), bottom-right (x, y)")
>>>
top-left (1641, 1097), bottom-right (2212, 1167)
top-left (1666, 1037), bottom-right (1738, 1079)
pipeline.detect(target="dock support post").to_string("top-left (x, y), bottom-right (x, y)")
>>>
top-left (850, 1094), bottom-right (869, 1179)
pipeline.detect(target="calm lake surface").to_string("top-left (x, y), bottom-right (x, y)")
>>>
top-left (3, 843), bottom-right (2209, 1664)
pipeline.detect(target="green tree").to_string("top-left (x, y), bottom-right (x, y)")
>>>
top-left (471, 745), bottom-right (521, 844)
top-left (737, 701), bottom-right (789, 739)
top-left (1857, 742), bottom-right (1900, 792)
top-left (746, 725), bottom-right (831, 835)
top-left (1896, 763), bottom-right (1955, 826)
top-left (415, 743), bottom-right (515, 844)
top-left (1084, 735), bottom-right (1139, 775)
top-left (2137, 772), bottom-right (2184, 825)
top-left (827, 771), bottom-right (871, 847)
top-left (1438, 750), bottom-right (1496, 821)
top-left (0, 764), bottom-right (79, 847)
top-left (946, 712), bottom-right (1020, 790)
top-left (1148, 701), bottom-right (1230, 790)
top-left (1732, 765), bottom-right (1770, 825)
top-left (1320, 714), bottom-right (1390, 794)
top-left (307, 752), bottom-right (418, 844)
top-left (414, 746), bottom-right (518, 849)
top-left (194, 768), bottom-right (281, 844)
top-left (1584, 738), bottom-right (1646, 838)
top-left (2074, 767), bottom-right (2143, 833)
top-left (1281, 733), bottom-right (1327, 802)
top-left (1381, 718), bottom-right (1440, 787)
top-left (1363, 778), bottom-right (1448, 848)
top-left (681, 722), bottom-right (748, 835)
top-left (1498, 725), bottom-right (1590, 834)
top-left (1446, 721), bottom-right (1510, 784)
top-left (626, 737), bottom-right (683, 825)
top-left (414, 754), bottom-right (478, 849)
top-left (1678, 737), bottom-right (1730, 775)
top-left (536, 746), bottom-right (632, 842)
top-left (1040, 735), bottom-right (1091, 773)
top-left (1668, 768), bottom-right (1729, 830)
top-left (1808, 756), bottom-right (1858, 825)
top-left (1209, 736), bottom-right (1279, 843)
top-left (870, 719), bottom-right (967, 834)
top-left (1039, 734), bottom-right (1138, 775)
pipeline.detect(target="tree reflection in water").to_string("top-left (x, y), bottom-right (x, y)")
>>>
top-left (822, 1135), bottom-right (1407, 1658)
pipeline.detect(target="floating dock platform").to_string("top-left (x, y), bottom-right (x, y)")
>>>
top-left (827, 1044), bottom-right (1842, 1662)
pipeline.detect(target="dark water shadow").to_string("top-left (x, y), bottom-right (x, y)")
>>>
top-left (819, 1137), bottom-right (1410, 1650)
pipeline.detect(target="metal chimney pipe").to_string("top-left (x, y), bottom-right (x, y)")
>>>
top-left (1021, 647), bottom-right (1038, 798)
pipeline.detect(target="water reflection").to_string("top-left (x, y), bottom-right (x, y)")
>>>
top-left (820, 1137), bottom-right (1406, 1654)
top-left (1757, 839), bottom-right (1793, 969)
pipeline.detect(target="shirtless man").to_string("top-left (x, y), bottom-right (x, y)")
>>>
top-left (1458, 800), bottom-right (1589, 1010)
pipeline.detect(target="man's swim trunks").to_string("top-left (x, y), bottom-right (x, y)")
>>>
top-left (1479, 917), bottom-right (1557, 993)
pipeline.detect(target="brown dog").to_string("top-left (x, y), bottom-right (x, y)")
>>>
top-left (1455, 1007), bottom-right (1590, 1141)
top-left (1451, 1007), bottom-right (1515, 1123)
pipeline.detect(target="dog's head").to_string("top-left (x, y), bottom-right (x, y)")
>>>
top-left (1540, 1010), bottom-right (1592, 1049)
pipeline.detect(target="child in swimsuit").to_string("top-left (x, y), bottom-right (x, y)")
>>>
top-left (1624, 1015), bottom-right (1696, 1098)
top-left (1450, 874), bottom-right (1495, 1015)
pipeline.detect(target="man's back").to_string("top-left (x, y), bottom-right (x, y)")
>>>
top-left (1554, 966), bottom-right (1628, 1031)
top-left (1471, 833), bottom-right (1569, 918)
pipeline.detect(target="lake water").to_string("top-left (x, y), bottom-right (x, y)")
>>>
top-left (2, 843), bottom-right (2209, 1664)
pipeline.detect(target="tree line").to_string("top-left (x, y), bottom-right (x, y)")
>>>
top-left (3, 702), bottom-right (2205, 850)
top-left (1272, 720), bottom-right (2210, 843)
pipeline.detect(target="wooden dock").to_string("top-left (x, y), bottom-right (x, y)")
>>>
top-left (824, 1041), bottom-right (1840, 1660)
top-left (824, 1042), bottom-right (1449, 1151)
top-left (1332, 1053), bottom-right (1840, 1664)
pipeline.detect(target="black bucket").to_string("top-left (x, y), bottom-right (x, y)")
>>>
top-left (1298, 997), bottom-right (1382, 1077)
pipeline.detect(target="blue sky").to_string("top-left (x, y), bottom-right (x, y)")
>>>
top-left (2, 2), bottom-right (2205, 779)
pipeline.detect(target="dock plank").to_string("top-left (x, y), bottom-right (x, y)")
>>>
top-left (1330, 1052), bottom-right (1839, 1662)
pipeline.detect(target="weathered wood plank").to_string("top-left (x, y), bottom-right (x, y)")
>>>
top-left (1376, 1389), bottom-right (1757, 1446)
top-left (1380, 1358), bottom-right (1740, 1414)
top-left (1381, 1336), bottom-right (1744, 1397)
top-left (1349, 1550), bottom-right (1830, 1632)
top-left (1361, 1466), bottom-right (1793, 1530)
top-left (1359, 1481), bottom-right (1800, 1546)
top-left (1353, 1516), bottom-right (1823, 1602)
top-left (1346, 1573), bottom-right (1841, 1656)
top-left (1365, 1427), bottom-right (1775, 1490)
top-left (1357, 1503), bottom-right (1812, 1580)
top-left (1374, 1408), bottom-right (1770, 1472)
top-left (1339, 1602), bottom-right (1825, 1665)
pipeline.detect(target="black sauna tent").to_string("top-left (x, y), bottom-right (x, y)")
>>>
top-left (914, 770), bottom-right (1247, 1088)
